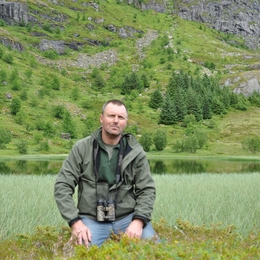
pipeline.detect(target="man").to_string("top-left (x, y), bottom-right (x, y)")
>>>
top-left (54, 99), bottom-right (157, 247)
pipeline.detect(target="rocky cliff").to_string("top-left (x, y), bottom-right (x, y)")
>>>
top-left (174, 0), bottom-right (260, 50)
top-left (0, 0), bottom-right (28, 25)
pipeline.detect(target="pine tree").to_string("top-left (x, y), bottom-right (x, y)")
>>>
top-left (149, 89), bottom-right (163, 109)
top-left (159, 93), bottom-right (177, 125)
top-left (173, 87), bottom-right (187, 121)
top-left (121, 72), bottom-right (141, 94)
top-left (186, 87), bottom-right (203, 121)
top-left (140, 73), bottom-right (150, 88)
top-left (202, 96), bottom-right (212, 119)
top-left (62, 111), bottom-right (76, 138)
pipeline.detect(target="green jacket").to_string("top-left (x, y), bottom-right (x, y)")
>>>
top-left (54, 128), bottom-right (156, 227)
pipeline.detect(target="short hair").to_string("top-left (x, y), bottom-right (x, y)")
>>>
top-left (101, 99), bottom-right (128, 117)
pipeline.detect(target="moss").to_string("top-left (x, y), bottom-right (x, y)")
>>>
top-left (0, 221), bottom-right (259, 259)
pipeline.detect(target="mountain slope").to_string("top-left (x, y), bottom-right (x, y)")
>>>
top-left (0, 0), bottom-right (260, 156)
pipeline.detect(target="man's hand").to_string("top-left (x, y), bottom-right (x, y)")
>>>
top-left (71, 220), bottom-right (92, 247)
top-left (125, 219), bottom-right (144, 239)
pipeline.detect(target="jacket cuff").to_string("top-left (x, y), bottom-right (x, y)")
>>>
top-left (68, 216), bottom-right (82, 227)
top-left (132, 215), bottom-right (147, 228)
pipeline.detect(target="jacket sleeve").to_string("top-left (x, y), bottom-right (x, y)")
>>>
top-left (54, 142), bottom-right (83, 225)
top-left (132, 151), bottom-right (156, 226)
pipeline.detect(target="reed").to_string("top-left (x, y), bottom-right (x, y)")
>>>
top-left (1, 173), bottom-right (259, 240)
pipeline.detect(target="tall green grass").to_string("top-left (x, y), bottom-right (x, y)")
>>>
top-left (153, 173), bottom-right (260, 236)
top-left (1, 173), bottom-right (259, 240)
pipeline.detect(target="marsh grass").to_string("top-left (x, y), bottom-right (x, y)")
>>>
top-left (0, 175), bottom-right (66, 240)
top-left (1, 173), bottom-right (259, 241)
top-left (153, 173), bottom-right (260, 236)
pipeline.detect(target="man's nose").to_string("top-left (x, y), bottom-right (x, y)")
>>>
top-left (113, 116), bottom-right (119, 122)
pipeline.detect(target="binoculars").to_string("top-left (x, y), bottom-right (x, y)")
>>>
top-left (96, 199), bottom-right (116, 222)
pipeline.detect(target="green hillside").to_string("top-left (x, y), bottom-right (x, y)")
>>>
top-left (0, 0), bottom-right (260, 157)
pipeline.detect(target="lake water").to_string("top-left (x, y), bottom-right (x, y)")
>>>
top-left (1, 157), bottom-right (260, 174)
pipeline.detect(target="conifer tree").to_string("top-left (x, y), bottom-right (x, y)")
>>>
top-left (159, 93), bottom-right (177, 125)
top-left (121, 72), bottom-right (141, 94)
top-left (173, 87), bottom-right (187, 121)
top-left (202, 96), bottom-right (212, 119)
top-left (62, 111), bottom-right (76, 138)
top-left (186, 87), bottom-right (202, 121)
top-left (140, 73), bottom-right (150, 88)
top-left (149, 89), bottom-right (163, 109)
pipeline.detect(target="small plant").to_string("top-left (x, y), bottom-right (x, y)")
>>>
top-left (139, 131), bottom-right (153, 152)
top-left (153, 129), bottom-right (167, 151)
top-left (0, 128), bottom-right (12, 148)
top-left (241, 136), bottom-right (260, 153)
top-left (10, 97), bottom-right (22, 115)
top-left (2, 53), bottom-right (13, 64)
top-left (39, 141), bottom-right (50, 151)
top-left (16, 139), bottom-right (28, 154)
top-left (43, 50), bottom-right (58, 60)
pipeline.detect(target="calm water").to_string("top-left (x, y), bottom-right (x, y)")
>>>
top-left (1, 157), bottom-right (260, 174)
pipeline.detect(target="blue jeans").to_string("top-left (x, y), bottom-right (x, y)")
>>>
top-left (80, 213), bottom-right (157, 247)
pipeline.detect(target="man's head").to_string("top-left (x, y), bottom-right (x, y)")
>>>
top-left (100, 100), bottom-right (128, 144)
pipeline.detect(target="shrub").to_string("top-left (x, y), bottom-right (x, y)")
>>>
top-left (0, 69), bottom-right (7, 82)
top-left (43, 121), bottom-right (55, 137)
top-left (126, 124), bottom-right (139, 136)
top-left (0, 128), bottom-right (12, 148)
top-left (71, 87), bottom-right (80, 101)
top-left (39, 141), bottom-right (50, 151)
top-left (16, 139), bottom-right (28, 154)
top-left (139, 132), bottom-right (153, 152)
top-left (241, 136), bottom-right (260, 153)
top-left (3, 53), bottom-right (13, 64)
top-left (15, 110), bottom-right (27, 125)
top-left (181, 114), bottom-right (197, 128)
top-left (182, 135), bottom-right (199, 153)
top-left (52, 105), bottom-right (65, 119)
top-left (20, 90), bottom-right (28, 100)
top-left (10, 97), bottom-right (22, 115)
top-left (153, 129), bottom-right (167, 151)
top-left (62, 111), bottom-right (76, 138)
top-left (43, 50), bottom-right (58, 59)
top-left (33, 133), bottom-right (43, 144)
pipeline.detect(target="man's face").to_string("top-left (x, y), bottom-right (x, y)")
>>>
top-left (100, 103), bottom-right (128, 138)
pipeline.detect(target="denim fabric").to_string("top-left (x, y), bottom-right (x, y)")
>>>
top-left (80, 213), bottom-right (157, 247)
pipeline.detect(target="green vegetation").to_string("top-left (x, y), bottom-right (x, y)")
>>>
top-left (0, 1), bottom-right (260, 157)
top-left (0, 173), bottom-right (259, 258)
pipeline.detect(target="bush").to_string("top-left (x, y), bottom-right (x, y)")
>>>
top-left (62, 111), bottom-right (76, 138)
top-left (10, 97), bottom-right (22, 115)
top-left (39, 141), bottom-right (50, 151)
top-left (241, 136), bottom-right (260, 153)
top-left (139, 132), bottom-right (153, 152)
top-left (52, 105), bottom-right (65, 119)
top-left (181, 114), bottom-right (197, 128)
top-left (2, 53), bottom-right (13, 64)
top-left (153, 129), bottom-right (167, 151)
top-left (126, 124), bottom-right (139, 136)
top-left (182, 135), bottom-right (199, 153)
top-left (16, 139), bottom-right (28, 154)
top-left (43, 50), bottom-right (58, 59)
top-left (43, 121), bottom-right (56, 137)
top-left (0, 128), bottom-right (12, 148)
